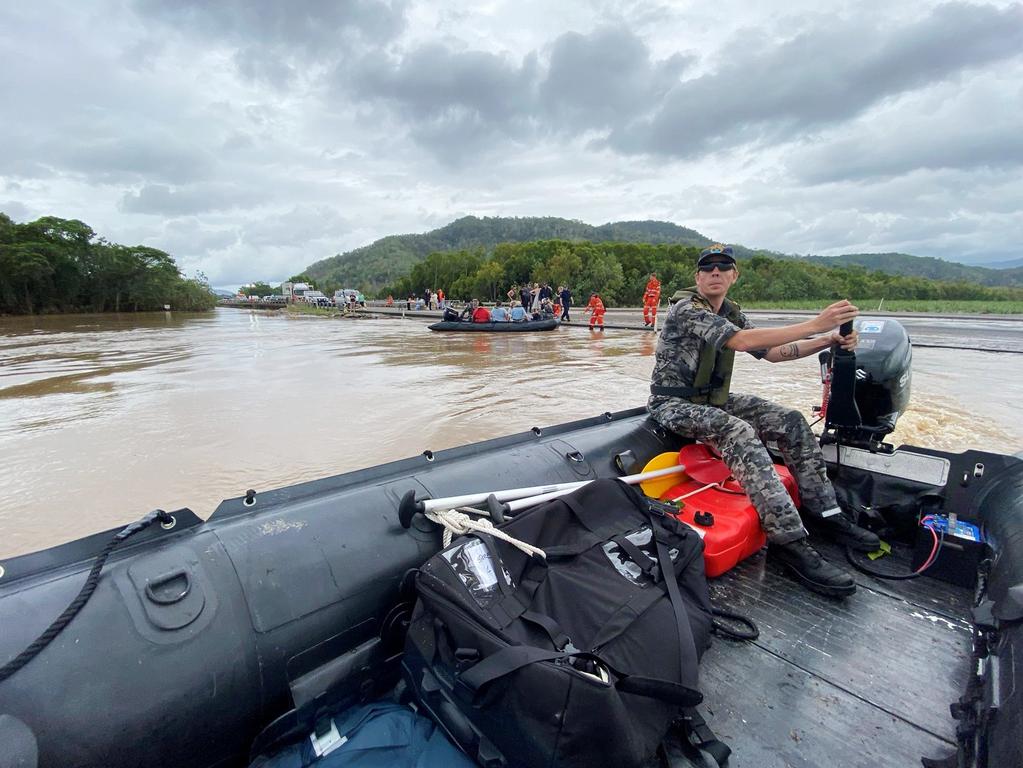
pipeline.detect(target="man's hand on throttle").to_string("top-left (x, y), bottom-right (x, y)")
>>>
top-left (830, 329), bottom-right (858, 351)
top-left (815, 300), bottom-right (858, 333)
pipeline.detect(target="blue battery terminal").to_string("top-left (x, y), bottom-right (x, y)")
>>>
top-left (921, 514), bottom-right (982, 543)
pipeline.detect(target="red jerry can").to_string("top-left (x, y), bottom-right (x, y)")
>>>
top-left (661, 444), bottom-right (800, 577)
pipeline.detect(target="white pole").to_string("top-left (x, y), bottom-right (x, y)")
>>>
top-left (418, 463), bottom-right (687, 514)
top-left (491, 464), bottom-right (689, 514)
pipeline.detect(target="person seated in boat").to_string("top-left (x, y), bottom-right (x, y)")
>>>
top-left (648, 244), bottom-right (880, 598)
top-left (457, 299), bottom-right (477, 322)
top-left (509, 303), bottom-right (528, 322)
top-left (539, 297), bottom-right (555, 318)
top-left (472, 301), bottom-right (492, 323)
top-left (490, 302), bottom-right (510, 322)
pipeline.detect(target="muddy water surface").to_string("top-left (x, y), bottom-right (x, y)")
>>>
top-left (1, 308), bottom-right (1019, 559)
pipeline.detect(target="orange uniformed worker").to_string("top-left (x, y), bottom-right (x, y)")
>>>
top-left (643, 273), bottom-right (661, 327)
top-left (585, 292), bottom-right (606, 331)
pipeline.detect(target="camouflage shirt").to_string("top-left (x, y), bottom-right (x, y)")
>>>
top-left (648, 291), bottom-right (765, 407)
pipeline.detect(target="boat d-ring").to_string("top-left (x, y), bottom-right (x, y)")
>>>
top-left (566, 451), bottom-right (585, 463)
top-left (0, 564), bottom-right (5, 581)
top-left (145, 569), bottom-right (192, 605)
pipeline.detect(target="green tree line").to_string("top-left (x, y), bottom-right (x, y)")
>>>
top-left (0, 213), bottom-right (218, 314)
top-left (380, 241), bottom-right (1023, 306)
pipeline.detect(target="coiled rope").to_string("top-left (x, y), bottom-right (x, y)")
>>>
top-left (424, 506), bottom-right (546, 559)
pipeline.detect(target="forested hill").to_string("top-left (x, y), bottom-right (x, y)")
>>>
top-left (808, 253), bottom-right (1023, 287)
top-left (304, 216), bottom-right (721, 290)
top-left (304, 214), bottom-right (1022, 293)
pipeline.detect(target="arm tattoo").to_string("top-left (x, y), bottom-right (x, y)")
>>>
top-left (779, 342), bottom-right (799, 359)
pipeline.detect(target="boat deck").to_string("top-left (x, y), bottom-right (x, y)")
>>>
top-left (697, 541), bottom-right (973, 767)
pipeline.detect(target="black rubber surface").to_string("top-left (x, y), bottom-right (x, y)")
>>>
top-left (695, 544), bottom-right (972, 768)
top-left (427, 319), bottom-right (559, 332)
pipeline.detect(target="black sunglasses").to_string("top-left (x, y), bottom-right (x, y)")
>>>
top-left (698, 262), bottom-right (735, 273)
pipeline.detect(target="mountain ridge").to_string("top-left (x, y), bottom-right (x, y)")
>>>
top-left (303, 215), bottom-right (1022, 291)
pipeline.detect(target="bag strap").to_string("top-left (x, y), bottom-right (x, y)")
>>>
top-left (455, 646), bottom-right (702, 708)
top-left (681, 707), bottom-right (731, 767)
top-left (520, 609), bottom-right (572, 651)
top-left (489, 553), bottom-right (549, 628)
top-left (648, 513), bottom-right (702, 693)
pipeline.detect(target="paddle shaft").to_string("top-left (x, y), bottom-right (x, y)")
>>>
top-left (501, 464), bottom-right (687, 513)
top-left (419, 463), bottom-right (687, 514)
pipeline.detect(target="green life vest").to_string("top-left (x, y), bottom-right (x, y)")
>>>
top-left (677, 288), bottom-right (743, 406)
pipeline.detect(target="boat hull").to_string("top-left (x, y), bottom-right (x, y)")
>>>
top-left (428, 318), bottom-right (559, 332)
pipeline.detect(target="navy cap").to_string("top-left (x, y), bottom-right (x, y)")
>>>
top-left (697, 244), bottom-right (736, 267)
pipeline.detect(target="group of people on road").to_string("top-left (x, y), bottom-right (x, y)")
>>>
top-left (383, 288), bottom-right (449, 311)
top-left (506, 283), bottom-right (574, 323)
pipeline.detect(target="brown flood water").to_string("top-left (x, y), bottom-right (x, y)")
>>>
top-left (1, 308), bottom-right (1020, 560)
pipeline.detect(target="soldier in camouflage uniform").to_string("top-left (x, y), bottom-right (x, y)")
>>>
top-left (649, 245), bottom-right (879, 597)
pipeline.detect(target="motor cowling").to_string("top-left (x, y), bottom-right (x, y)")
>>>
top-left (821, 317), bottom-right (912, 449)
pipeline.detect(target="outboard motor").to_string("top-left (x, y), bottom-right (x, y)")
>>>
top-left (818, 317), bottom-right (912, 452)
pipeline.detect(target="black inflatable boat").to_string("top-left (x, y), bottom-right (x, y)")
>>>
top-left (1, 319), bottom-right (1021, 768)
top-left (428, 318), bottom-right (559, 332)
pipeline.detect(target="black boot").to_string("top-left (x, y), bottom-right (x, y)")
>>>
top-left (769, 539), bottom-right (856, 597)
top-left (811, 513), bottom-right (880, 553)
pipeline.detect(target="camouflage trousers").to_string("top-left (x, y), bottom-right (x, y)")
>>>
top-left (649, 393), bottom-right (839, 544)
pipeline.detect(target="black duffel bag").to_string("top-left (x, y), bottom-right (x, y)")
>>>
top-left (402, 478), bottom-right (715, 768)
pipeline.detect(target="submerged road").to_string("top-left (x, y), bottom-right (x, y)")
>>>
top-left (357, 304), bottom-right (1023, 354)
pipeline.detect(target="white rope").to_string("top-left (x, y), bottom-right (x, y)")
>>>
top-left (425, 506), bottom-right (547, 559)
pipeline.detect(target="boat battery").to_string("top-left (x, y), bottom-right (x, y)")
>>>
top-left (911, 515), bottom-right (985, 589)
top-left (661, 467), bottom-right (799, 578)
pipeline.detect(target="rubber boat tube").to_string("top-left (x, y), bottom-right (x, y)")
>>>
top-left (428, 318), bottom-right (559, 332)
top-left (0, 408), bottom-right (667, 768)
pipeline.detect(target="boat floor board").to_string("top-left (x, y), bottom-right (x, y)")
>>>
top-left (699, 548), bottom-right (973, 767)
top-left (813, 540), bottom-right (975, 622)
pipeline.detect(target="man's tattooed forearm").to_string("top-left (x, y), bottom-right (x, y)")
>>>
top-left (780, 343), bottom-right (799, 359)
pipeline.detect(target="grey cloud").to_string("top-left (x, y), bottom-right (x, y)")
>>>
top-left (793, 124), bottom-right (1023, 184)
top-left (120, 183), bottom-right (265, 216)
top-left (346, 44), bottom-right (542, 166)
top-left (134, 0), bottom-right (407, 49)
top-left (233, 47), bottom-right (296, 89)
top-left (56, 136), bottom-right (214, 185)
top-left (162, 218), bottom-right (240, 253)
top-left (345, 26), bottom-right (693, 163)
top-left (539, 27), bottom-right (691, 129)
top-left (695, 165), bottom-right (1023, 264)
top-left (0, 201), bottom-right (30, 221)
top-left (351, 44), bottom-right (537, 124)
top-left (609, 2), bottom-right (1023, 158)
top-left (133, 0), bottom-right (408, 87)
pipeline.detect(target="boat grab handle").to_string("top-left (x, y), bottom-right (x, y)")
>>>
top-left (145, 569), bottom-right (192, 605)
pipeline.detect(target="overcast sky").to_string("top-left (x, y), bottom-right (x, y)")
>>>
top-left (2, 1), bottom-right (1021, 287)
